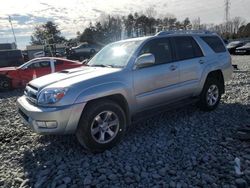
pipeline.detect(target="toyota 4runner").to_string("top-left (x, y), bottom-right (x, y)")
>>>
top-left (17, 30), bottom-right (232, 152)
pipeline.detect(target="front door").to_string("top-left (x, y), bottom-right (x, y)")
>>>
top-left (133, 38), bottom-right (180, 111)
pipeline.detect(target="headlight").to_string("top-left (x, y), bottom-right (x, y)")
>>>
top-left (37, 88), bottom-right (68, 105)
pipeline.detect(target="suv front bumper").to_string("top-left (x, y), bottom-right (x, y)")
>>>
top-left (17, 96), bottom-right (85, 134)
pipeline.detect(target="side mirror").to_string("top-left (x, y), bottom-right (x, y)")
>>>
top-left (135, 53), bottom-right (155, 69)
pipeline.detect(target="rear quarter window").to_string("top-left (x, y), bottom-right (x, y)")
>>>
top-left (201, 36), bottom-right (226, 53)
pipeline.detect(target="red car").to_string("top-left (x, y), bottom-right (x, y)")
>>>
top-left (0, 57), bottom-right (83, 90)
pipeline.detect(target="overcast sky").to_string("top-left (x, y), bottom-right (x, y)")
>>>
top-left (0, 0), bottom-right (249, 49)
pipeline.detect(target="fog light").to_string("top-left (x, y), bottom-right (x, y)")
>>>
top-left (46, 121), bottom-right (58, 128)
top-left (36, 121), bottom-right (47, 128)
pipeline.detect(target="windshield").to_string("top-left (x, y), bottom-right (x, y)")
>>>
top-left (87, 40), bottom-right (143, 68)
top-left (18, 59), bottom-right (35, 69)
top-left (243, 42), bottom-right (250, 47)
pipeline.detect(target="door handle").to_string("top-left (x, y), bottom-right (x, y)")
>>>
top-left (169, 65), bottom-right (177, 71)
top-left (199, 60), bottom-right (205, 64)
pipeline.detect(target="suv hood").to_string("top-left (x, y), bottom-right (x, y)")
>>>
top-left (0, 67), bottom-right (17, 72)
top-left (0, 67), bottom-right (17, 74)
top-left (29, 66), bottom-right (121, 90)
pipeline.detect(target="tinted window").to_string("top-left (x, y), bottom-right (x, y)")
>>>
top-left (190, 38), bottom-right (203, 57)
top-left (173, 36), bottom-right (203, 61)
top-left (55, 60), bottom-right (64, 65)
top-left (39, 61), bottom-right (50, 67)
top-left (140, 38), bottom-right (173, 65)
top-left (201, 36), bottom-right (226, 53)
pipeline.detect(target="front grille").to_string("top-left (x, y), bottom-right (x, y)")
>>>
top-left (24, 84), bottom-right (38, 104)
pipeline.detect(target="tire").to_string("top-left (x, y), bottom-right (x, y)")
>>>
top-left (90, 49), bottom-right (96, 54)
top-left (198, 77), bottom-right (223, 111)
top-left (0, 77), bottom-right (12, 91)
top-left (76, 99), bottom-right (127, 153)
top-left (79, 56), bottom-right (85, 61)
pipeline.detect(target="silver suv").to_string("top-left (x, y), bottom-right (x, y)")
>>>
top-left (17, 31), bottom-right (232, 152)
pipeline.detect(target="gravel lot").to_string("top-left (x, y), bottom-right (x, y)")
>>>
top-left (0, 56), bottom-right (249, 188)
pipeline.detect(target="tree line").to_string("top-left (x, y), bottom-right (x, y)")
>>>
top-left (30, 10), bottom-right (250, 46)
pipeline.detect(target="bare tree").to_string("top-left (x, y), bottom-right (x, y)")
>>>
top-left (232, 17), bottom-right (245, 33)
top-left (145, 7), bottom-right (157, 18)
top-left (192, 17), bottom-right (201, 30)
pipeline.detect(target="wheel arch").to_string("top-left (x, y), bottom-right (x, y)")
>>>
top-left (81, 94), bottom-right (131, 125)
top-left (205, 69), bottom-right (225, 93)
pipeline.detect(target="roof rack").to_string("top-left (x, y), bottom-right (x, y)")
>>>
top-left (155, 30), bottom-right (215, 36)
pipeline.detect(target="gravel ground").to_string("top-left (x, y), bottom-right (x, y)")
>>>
top-left (0, 56), bottom-right (249, 188)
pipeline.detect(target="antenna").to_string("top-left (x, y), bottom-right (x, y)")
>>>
top-left (8, 16), bottom-right (17, 46)
top-left (224, 0), bottom-right (230, 32)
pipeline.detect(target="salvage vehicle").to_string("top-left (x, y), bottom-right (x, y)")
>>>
top-left (71, 43), bottom-right (101, 54)
top-left (235, 42), bottom-right (250, 55)
top-left (0, 57), bottom-right (82, 90)
top-left (17, 30), bottom-right (232, 152)
top-left (226, 41), bottom-right (245, 54)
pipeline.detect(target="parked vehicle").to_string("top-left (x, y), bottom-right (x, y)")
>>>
top-left (226, 41), bottom-right (245, 54)
top-left (235, 42), bottom-right (250, 55)
top-left (0, 57), bottom-right (82, 90)
top-left (0, 49), bottom-right (24, 68)
top-left (17, 30), bottom-right (232, 152)
top-left (67, 43), bottom-right (101, 61)
top-left (71, 43), bottom-right (101, 54)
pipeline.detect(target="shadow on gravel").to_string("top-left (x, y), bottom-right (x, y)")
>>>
top-left (0, 89), bottom-right (23, 98)
top-left (19, 102), bottom-right (250, 187)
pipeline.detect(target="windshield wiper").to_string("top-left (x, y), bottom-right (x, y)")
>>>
top-left (91, 64), bottom-right (112, 68)
top-left (91, 64), bottom-right (120, 68)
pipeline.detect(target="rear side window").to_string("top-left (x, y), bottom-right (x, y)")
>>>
top-left (39, 61), bottom-right (50, 68)
top-left (173, 36), bottom-right (203, 61)
top-left (55, 60), bottom-right (64, 65)
top-left (201, 36), bottom-right (226, 53)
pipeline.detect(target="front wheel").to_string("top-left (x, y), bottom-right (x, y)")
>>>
top-left (0, 77), bottom-right (12, 91)
top-left (198, 77), bottom-right (222, 111)
top-left (76, 99), bottom-right (126, 153)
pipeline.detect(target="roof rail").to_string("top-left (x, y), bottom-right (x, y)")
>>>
top-left (155, 30), bottom-right (215, 36)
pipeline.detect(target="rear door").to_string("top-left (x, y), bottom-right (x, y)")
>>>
top-left (172, 36), bottom-right (205, 97)
top-left (133, 37), bottom-right (180, 111)
top-left (54, 59), bottom-right (64, 72)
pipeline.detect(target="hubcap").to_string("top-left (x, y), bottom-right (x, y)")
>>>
top-left (90, 111), bottom-right (119, 144)
top-left (206, 84), bottom-right (219, 106)
top-left (0, 80), bottom-right (9, 89)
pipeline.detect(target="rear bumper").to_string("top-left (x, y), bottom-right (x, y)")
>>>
top-left (17, 96), bottom-right (85, 134)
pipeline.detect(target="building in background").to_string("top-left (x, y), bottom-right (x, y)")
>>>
top-left (0, 43), bottom-right (17, 50)
top-left (26, 44), bottom-right (66, 59)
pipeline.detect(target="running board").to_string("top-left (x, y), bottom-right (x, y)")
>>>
top-left (131, 97), bottom-right (199, 123)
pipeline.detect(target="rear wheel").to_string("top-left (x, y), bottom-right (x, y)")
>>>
top-left (0, 77), bottom-right (11, 90)
top-left (198, 77), bottom-right (222, 111)
top-left (90, 49), bottom-right (96, 54)
top-left (76, 99), bottom-right (126, 153)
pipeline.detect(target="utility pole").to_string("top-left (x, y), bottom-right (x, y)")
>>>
top-left (224, 0), bottom-right (230, 32)
top-left (8, 16), bottom-right (17, 47)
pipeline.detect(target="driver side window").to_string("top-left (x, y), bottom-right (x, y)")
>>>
top-left (139, 38), bottom-right (173, 65)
